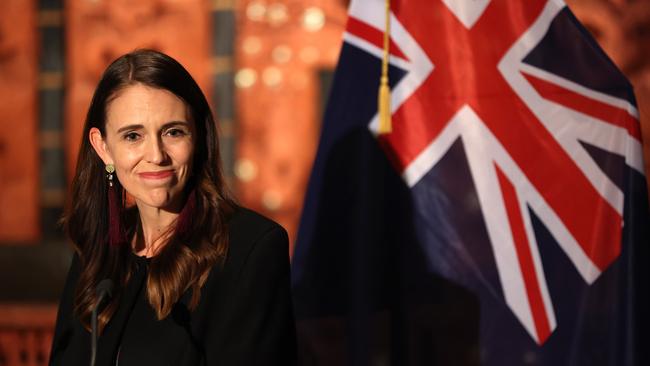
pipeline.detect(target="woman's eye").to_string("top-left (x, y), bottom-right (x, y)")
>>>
top-left (164, 128), bottom-right (188, 137)
top-left (123, 132), bottom-right (140, 141)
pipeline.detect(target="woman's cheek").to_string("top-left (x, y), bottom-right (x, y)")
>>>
top-left (119, 147), bottom-right (143, 170)
top-left (112, 146), bottom-right (141, 184)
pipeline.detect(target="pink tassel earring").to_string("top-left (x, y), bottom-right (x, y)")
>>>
top-left (106, 164), bottom-right (126, 246)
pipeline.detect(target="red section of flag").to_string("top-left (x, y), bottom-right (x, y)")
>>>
top-left (497, 165), bottom-right (552, 344)
top-left (522, 71), bottom-right (641, 140)
top-left (346, 16), bottom-right (409, 61)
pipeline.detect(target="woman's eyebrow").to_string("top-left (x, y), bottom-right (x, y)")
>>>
top-left (115, 121), bottom-right (190, 134)
top-left (161, 121), bottom-right (190, 129)
top-left (116, 124), bottom-right (144, 133)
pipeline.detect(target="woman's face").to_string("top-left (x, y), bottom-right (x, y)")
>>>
top-left (89, 83), bottom-right (195, 212)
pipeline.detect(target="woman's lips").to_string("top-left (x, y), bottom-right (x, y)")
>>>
top-left (138, 170), bottom-right (174, 179)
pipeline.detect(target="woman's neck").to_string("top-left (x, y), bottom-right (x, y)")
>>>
top-left (133, 204), bottom-right (179, 257)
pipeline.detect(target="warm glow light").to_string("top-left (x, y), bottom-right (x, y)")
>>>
top-left (302, 7), bottom-right (325, 32)
top-left (272, 45), bottom-right (292, 64)
top-left (262, 66), bottom-right (283, 87)
top-left (243, 36), bottom-right (262, 55)
top-left (246, 1), bottom-right (266, 21)
top-left (235, 158), bottom-right (258, 182)
top-left (267, 3), bottom-right (289, 27)
top-left (262, 189), bottom-right (283, 211)
top-left (235, 68), bottom-right (257, 88)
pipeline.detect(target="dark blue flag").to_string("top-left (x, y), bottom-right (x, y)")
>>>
top-left (292, 1), bottom-right (650, 365)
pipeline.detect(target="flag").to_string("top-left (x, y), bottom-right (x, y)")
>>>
top-left (292, 0), bottom-right (650, 365)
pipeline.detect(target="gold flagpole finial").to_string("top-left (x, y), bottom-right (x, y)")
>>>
top-left (378, 0), bottom-right (392, 134)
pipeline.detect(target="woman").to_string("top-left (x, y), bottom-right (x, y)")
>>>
top-left (49, 49), bottom-right (296, 365)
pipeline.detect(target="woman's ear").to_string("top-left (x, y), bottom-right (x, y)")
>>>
top-left (89, 127), bottom-right (113, 165)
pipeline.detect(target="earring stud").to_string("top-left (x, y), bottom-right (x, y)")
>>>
top-left (106, 164), bottom-right (115, 187)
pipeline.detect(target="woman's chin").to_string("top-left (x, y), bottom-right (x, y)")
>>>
top-left (134, 190), bottom-right (183, 212)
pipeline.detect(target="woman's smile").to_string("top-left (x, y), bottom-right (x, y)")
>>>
top-left (138, 169), bottom-right (174, 180)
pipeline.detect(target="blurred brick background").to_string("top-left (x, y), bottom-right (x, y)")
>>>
top-left (0, 0), bottom-right (648, 364)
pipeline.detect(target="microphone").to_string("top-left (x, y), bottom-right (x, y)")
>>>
top-left (91, 279), bottom-right (114, 366)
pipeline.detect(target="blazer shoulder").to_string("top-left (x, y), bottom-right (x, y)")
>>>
top-left (228, 205), bottom-right (284, 240)
top-left (225, 206), bottom-right (288, 274)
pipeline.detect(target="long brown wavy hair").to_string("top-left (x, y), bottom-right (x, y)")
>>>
top-left (63, 49), bottom-right (235, 333)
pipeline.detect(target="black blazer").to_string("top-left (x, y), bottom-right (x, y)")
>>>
top-left (49, 207), bottom-right (297, 366)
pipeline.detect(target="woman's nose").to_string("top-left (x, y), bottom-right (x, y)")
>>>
top-left (145, 136), bottom-right (167, 164)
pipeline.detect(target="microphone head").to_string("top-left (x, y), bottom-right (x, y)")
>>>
top-left (96, 279), bottom-right (114, 299)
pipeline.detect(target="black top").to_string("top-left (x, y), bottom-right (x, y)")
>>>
top-left (49, 207), bottom-right (297, 366)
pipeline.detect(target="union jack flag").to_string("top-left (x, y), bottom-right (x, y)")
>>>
top-left (292, 0), bottom-right (649, 365)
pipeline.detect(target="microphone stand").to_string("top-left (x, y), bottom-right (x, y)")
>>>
top-left (91, 279), bottom-right (114, 366)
